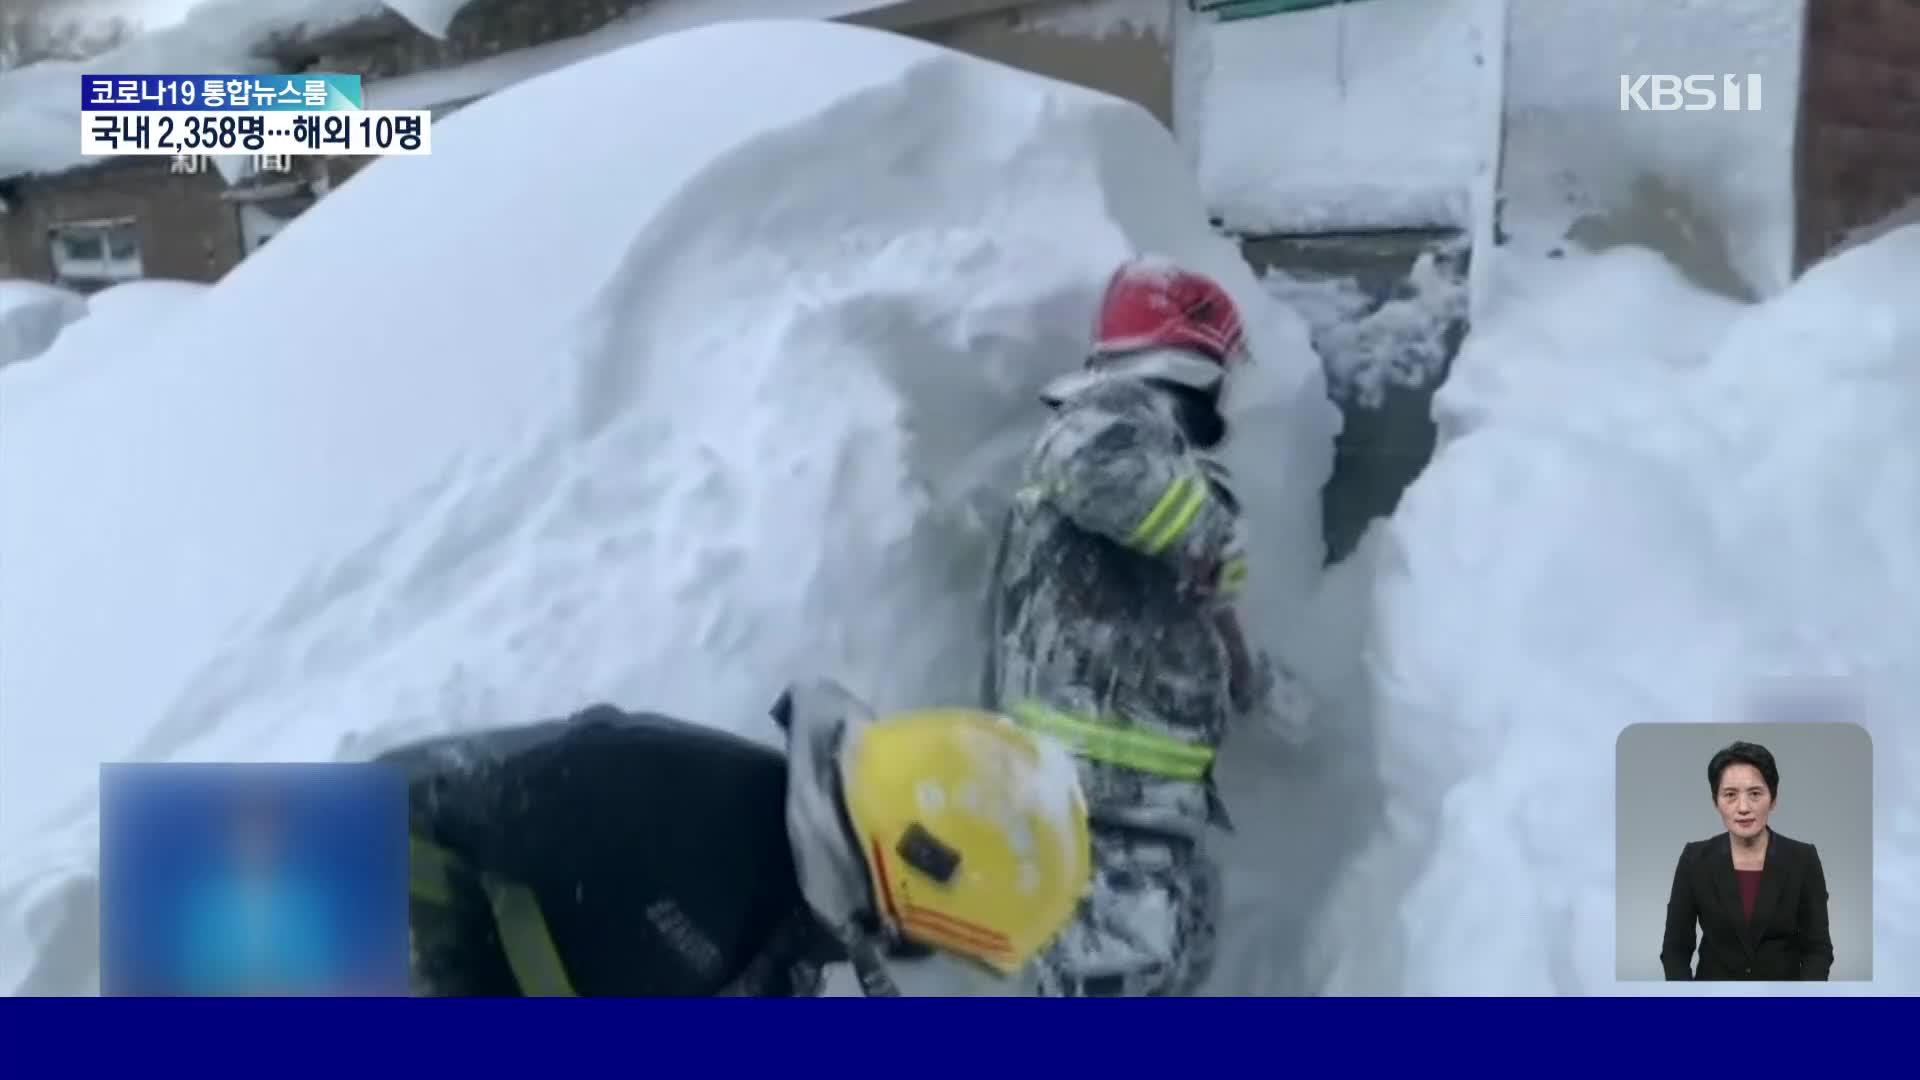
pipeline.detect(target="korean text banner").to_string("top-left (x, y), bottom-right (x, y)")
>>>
top-left (82, 75), bottom-right (364, 111)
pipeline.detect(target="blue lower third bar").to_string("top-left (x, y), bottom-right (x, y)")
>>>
top-left (99, 762), bottom-right (410, 997)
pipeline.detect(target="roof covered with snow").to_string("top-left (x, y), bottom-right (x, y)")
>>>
top-left (0, 0), bottom-right (959, 182)
top-left (0, 0), bottom-right (404, 180)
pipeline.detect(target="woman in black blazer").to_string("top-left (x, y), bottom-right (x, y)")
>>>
top-left (1661, 741), bottom-right (1834, 980)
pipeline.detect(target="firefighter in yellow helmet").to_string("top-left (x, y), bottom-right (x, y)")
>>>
top-left (386, 677), bottom-right (1091, 996)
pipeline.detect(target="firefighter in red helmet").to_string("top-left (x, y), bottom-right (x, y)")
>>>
top-left (981, 257), bottom-right (1281, 996)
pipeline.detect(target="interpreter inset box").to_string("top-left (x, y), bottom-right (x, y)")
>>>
top-left (100, 762), bottom-right (410, 996)
top-left (1614, 721), bottom-right (1872, 983)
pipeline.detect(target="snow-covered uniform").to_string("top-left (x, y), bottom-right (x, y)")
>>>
top-left (386, 703), bottom-right (849, 996)
top-left (982, 259), bottom-right (1260, 997)
top-left (385, 677), bottom-right (1093, 998)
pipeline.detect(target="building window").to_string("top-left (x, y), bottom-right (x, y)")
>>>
top-left (48, 218), bottom-right (144, 289)
top-left (236, 203), bottom-right (291, 255)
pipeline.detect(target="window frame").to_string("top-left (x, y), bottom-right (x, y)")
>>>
top-left (47, 216), bottom-right (145, 289)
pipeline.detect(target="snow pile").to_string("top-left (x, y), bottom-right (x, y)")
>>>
top-left (1176, 0), bottom-right (1504, 233)
top-left (1260, 244), bottom-right (1469, 407)
top-left (1500, 0), bottom-right (1803, 296)
top-left (1308, 231), bottom-right (1920, 994)
top-left (0, 18), bottom-right (1333, 996)
top-left (0, 282), bottom-right (86, 369)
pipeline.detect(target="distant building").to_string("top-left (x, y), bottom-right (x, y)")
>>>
top-left (0, 0), bottom-right (1177, 293)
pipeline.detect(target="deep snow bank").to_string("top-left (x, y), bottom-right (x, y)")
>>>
top-left (1309, 231), bottom-right (1920, 993)
top-left (0, 282), bottom-right (86, 369)
top-left (0, 18), bottom-right (1334, 995)
top-left (0, 280), bottom-right (208, 425)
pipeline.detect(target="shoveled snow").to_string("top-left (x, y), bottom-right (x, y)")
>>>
top-left (0, 282), bottom-right (87, 369)
top-left (1176, 0), bottom-right (1503, 233)
top-left (1306, 232), bottom-right (1920, 994)
top-left (0, 17), bottom-right (1335, 996)
top-left (1259, 245), bottom-right (1469, 408)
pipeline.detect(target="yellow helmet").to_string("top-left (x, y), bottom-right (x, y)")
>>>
top-left (839, 707), bottom-right (1093, 975)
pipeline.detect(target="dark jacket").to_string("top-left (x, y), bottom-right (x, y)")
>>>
top-left (380, 705), bottom-right (845, 996)
top-left (982, 377), bottom-right (1244, 835)
top-left (1660, 829), bottom-right (1834, 981)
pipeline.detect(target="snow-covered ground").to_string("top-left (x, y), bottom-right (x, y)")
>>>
top-left (0, 17), bottom-right (1337, 996)
top-left (0, 280), bottom-right (206, 412)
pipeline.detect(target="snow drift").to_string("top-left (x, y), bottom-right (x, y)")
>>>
top-left (0, 18), bottom-right (1335, 995)
top-left (1308, 232), bottom-right (1920, 994)
top-left (0, 282), bottom-right (87, 370)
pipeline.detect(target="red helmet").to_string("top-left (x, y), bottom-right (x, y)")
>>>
top-left (1087, 258), bottom-right (1249, 393)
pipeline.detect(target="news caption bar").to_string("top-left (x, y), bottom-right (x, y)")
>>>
top-left (80, 74), bottom-right (431, 158)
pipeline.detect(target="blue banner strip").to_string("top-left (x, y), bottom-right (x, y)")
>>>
top-left (5, 999), bottom-right (1908, 1074)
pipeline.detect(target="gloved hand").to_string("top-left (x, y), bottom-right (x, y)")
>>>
top-left (1240, 652), bottom-right (1320, 747)
top-left (1182, 553), bottom-right (1225, 605)
top-left (1229, 647), bottom-right (1269, 716)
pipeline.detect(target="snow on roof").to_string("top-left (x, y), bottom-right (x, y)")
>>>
top-left (0, 1), bottom-right (466, 182)
top-left (366, 1), bottom-right (971, 112)
top-left (0, 0), bottom-right (932, 181)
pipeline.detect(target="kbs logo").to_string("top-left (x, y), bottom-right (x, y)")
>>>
top-left (1619, 74), bottom-right (1764, 112)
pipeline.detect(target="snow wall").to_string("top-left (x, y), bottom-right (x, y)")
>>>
top-left (0, 17), bottom-right (1338, 995)
top-left (1310, 230), bottom-right (1920, 994)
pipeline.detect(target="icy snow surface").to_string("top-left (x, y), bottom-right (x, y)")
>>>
top-left (1308, 233), bottom-right (1920, 994)
top-left (0, 282), bottom-right (87, 370)
top-left (1177, 0), bottom-right (1503, 233)
top-left (0, 17), bottom-right (1336, 996)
